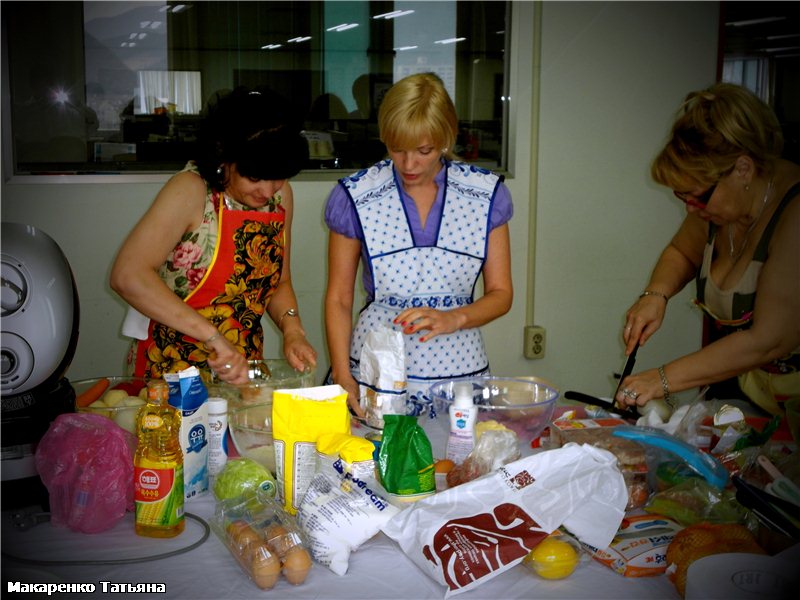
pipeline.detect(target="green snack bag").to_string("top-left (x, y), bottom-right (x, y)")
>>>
top-left (377, 415), bottom-right (436, 495)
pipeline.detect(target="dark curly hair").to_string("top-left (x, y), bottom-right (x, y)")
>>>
top-left (195, 86), bottom-right (309, 191)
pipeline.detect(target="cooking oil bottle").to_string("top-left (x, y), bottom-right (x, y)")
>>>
top-left (134, 379), bottom-right (185, 537)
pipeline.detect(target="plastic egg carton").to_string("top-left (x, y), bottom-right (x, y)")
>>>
top-left (210, 489), bottom-right (312, 589)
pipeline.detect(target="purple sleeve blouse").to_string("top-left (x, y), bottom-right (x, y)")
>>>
top-left (324, 161), bottom-right (513, 299)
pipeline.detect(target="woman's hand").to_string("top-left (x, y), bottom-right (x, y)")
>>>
top-left (622, 294), bottom-right (668, 354)
top-left (333, 372), bottom-right (363, 417)
top-left (394, 308), bottom-right (466, 342)
top-left (206, 337), bottom-right (249, 385)
top-left (614, 368), bottom-right (663, 407)
top-left (283, 330), bottom-right (317, 372)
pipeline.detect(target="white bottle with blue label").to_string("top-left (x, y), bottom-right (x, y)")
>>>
top-left (446, 382), bottom-right (477, 464)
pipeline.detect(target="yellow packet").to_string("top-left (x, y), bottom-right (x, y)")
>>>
top-left (273, 385), bottom-right (350, 514)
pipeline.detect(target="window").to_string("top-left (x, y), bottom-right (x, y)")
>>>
top-left (2, 1), bottom-right (510, 177)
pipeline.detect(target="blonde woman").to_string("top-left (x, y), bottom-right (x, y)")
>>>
top-left (324, 73), bottom-right (513, 416)
top-left (617, 83), bottom-right (800, 416)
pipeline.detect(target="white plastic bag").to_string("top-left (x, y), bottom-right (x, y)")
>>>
top-left (381, 443), bottom-right (628, 597)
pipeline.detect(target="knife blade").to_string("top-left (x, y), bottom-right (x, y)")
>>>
top-left (612, 342), bottom-right (640, 409)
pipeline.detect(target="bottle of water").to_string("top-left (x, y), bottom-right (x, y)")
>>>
top-left (134, 379), bottom-right (185, 537)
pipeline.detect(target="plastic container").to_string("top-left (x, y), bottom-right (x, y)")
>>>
top-left (207, 394), bottom-right (229, 483)
top-left (446, 382), bottom-right (477, 464)
top-left (134, 379), bottom-right (185, 538)
top-left (211, 488), bottom-right (312, 589)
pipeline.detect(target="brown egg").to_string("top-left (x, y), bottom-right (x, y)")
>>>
top-left (282, 545), bottom-right (312, 585)
top-left (250, 544), bottom-right (281, 590)
top-left (227, 520), bottom-right (261, 560)
top-left (265, 523), bottom-right (295, 558)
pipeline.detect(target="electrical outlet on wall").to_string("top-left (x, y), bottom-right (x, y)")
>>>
top-left (524, 325), bottom-right (546, 359)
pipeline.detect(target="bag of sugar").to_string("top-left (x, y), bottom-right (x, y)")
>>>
top-left (381, 443), bottom-right (628, 597)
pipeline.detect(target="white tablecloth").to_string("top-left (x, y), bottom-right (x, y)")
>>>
top-left (1, 491), bottom-right (681, 600)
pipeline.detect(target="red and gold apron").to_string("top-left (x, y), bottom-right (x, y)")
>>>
top-left (132, 193), bottom-right (285, 379)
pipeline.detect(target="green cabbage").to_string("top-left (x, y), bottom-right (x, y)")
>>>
top-left (213, 458), bottom-right (276, 501)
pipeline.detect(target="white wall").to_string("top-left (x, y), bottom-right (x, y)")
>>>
top-left (1, 1), bottom-right (719, 401)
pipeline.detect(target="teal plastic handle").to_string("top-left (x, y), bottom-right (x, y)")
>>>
top-left (612, 425), bottom-right (729, 489)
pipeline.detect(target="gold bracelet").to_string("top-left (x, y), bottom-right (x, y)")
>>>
top-left (640, 290), bottom-right (668, 302)
top-left (658, 365), bottom-right (672, 404)
top-left (278, 308), bottom-right (298, 329)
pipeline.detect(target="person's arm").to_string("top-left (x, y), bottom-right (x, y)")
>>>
top-left (110, 171), bottom-right (249, 383)
top-left (263, 182), bottom-right (317, 372)
top-left (623, 214), bottom-right (708, 354)
top-left (324, 231), bottom-right (363, 414)
top-left (618, 199), bottom-right (800, 406)
top-left (396, 222), bottom-right (513, 340)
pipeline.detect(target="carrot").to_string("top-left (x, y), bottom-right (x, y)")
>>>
top-left (76, 377), bottom-right (110, 407)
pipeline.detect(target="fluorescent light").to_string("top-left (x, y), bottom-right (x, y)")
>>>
top-left (150, 21), bottom-right (162, 29)
top-left (138, 33), bottom-right (147, 40)
top-left (140, 21), bottom-right (151, 28)
top-left (327, 23), bottom-right (359, 32)
top-left (373, 10), bottom-right (414, 20)
top-left (726, 17), bottom-right (786, 27)
top-left (763, 46), bottom-right (800, 53)
top-left (767, 33), bottom-right (800, 41)
top-left (288, 36), bottom-right (312, 43)
top-left (159, 5), bottom-right (170, 13)
top-left (434, 37), bottom-right (467, 45)
top-left (394, 45), bottom-right (418, 51)
top-left (261, 44), bottom-right (283, 50)
top-left (129, 33), bottom-right (138, 40)
top-left (172, 4), bottom-right (186, 13)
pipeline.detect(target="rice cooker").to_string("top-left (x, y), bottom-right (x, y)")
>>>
top-left (1, 222), bottom-right (79, 509)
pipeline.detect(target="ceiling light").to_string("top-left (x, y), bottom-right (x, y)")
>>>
top-left (767, 33), bottom-right (800, 41)
top-left (434, 37), bottom-right (467, 45)
top-left (394, 45), bottom-right (418, 51)
top-left (159, 5), bottom-right (170, 13)
top-left (373, 10), bottom-right (415, 20)
top-left (141, 21), bottom-right (151, 28)
top-left (726, 17), bottom-right (786, 27)
top-left (172, 4), bottom-right (186, 13)
top-left (763, 46), bottom-right (800, 53)
top-left (327, 23), bottom-right (359, 32)
top-left (138, 33), bottom-right (147, 40)
top-left (149, 21), bottom-right (162, 29)
top-left (261, 44), bottom-right (283, 50)
top-left (288, 36), bottom-right (312, 43)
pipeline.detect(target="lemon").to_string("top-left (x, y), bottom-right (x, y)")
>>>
top-left (524, 537), bottom-right (580, 580)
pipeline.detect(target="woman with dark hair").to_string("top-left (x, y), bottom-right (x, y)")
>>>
top-left (111, 87), bottom-right (316, 384)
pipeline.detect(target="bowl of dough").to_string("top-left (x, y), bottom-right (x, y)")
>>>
top-left (211, 359), bottom-right (315, 474)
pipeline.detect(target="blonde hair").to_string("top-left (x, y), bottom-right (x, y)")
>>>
top-left (378, 73), bottom-right (458, 159)
top-left (651, 82), bottom-right (783, 189)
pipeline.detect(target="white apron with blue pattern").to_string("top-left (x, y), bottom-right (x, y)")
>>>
top-left (339, 159), bottom-right (501, 415)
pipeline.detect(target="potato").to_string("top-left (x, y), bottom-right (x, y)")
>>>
top-left (113, 407), bottom-right (139, 434)
top-left (88, 399), bottom-right (108, 408)
top-left (102, 389), bottom-right (128, 408)
top-left (120, 396), bottom-right (146, 407)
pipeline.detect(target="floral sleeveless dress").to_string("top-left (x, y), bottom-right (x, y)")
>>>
top-left (128, 162), bottom-right (286, 378)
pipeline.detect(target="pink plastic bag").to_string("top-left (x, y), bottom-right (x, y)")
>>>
top-left (35, 413), bottom-right (137, 533)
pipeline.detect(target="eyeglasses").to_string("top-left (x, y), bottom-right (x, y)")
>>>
top-left (673, 182), bottom-right (718, 207)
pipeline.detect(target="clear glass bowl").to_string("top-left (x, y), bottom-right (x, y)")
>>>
top-left (426, 376), bottom-right (559, 457)
top-left (210, 359), bottom-right (316, 474)
top-left (72, 376), bottom-right (148, 434)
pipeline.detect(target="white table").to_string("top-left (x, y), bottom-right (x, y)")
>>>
top-left (2, 491), bottom-right (681, 600)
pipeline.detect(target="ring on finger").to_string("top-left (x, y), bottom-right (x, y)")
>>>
top-left (622, 388), bottom-right (639, 399)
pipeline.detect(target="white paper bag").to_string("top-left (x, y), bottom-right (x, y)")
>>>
top-left (358, 327), bottom-right (407, 428)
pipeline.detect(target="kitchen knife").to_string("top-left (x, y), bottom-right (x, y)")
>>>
top-left (612, 342), bottom-right (640, 409)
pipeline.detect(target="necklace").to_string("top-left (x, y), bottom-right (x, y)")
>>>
top-left (728, 177), bottom-right (773, 259)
